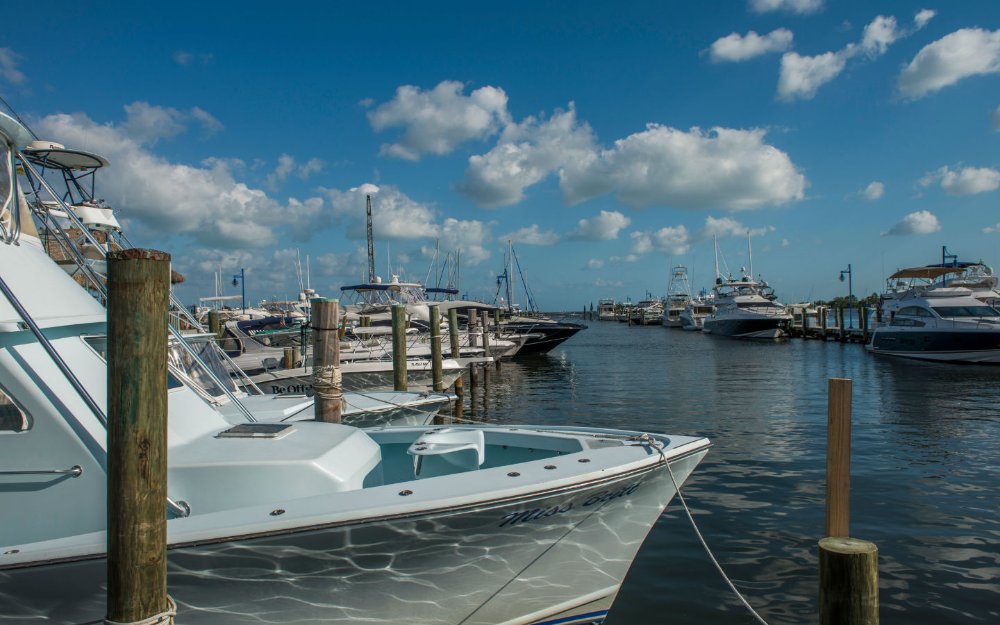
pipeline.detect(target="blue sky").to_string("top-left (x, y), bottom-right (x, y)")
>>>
top-left (3, 0), bottom-right (1000, 309)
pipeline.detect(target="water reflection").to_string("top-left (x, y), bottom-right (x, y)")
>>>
top-left (454, 321), bottom-right (1000, 625)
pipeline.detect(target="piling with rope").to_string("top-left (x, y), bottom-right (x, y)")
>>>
top-left (106, 249), bottom-right (172, 625)
top-left (311, 298), bottom-right (342, 423)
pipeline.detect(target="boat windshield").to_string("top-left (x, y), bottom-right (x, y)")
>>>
top-left (167, 336), bottom-right (239, 397)
top-left (931, 305), bottom-right (1000, 318)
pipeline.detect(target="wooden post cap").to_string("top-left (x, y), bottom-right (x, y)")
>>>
top-left (819, 537), bottom-right (877, 555)
top-left (108, 248), bottom-right (171, 262)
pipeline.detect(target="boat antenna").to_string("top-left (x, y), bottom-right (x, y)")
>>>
top-left (747, 230), bottom-right (753, 281)
top-left (295, 249), bottom-right (304, 292)
top-left (507, 239), bottom-right (514, 313)
top-left (306, 255), bottom-right (310, 291)
top-left (366, 194), bottom-right (376, 282)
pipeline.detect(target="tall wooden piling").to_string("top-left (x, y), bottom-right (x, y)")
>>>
top-left (860, 306), bottom-right (869, 343)
top-left (820, 377), bottom-right (879, 625)
top-left (480, 311), bottom-right (491, 360)
top-left (820, 306), bottom-right (828, 338)
top-left (311, 298), bottom-right (342, 423)
top-left (391, 304), bottom-right (407, 391)
top-left (467, 309), bottom-right (479, 388)
top-left (429, 303), bottom-right (444, 392)
top-left (448, 307), bottom-right (463, 395)
top-left (106, 249), bottom-right (170, 625)
top-left (494, 308), bottom-right (501, 328)
top-left (826, 378), bottom-right (852, 536)
top-left (837, 307), bottom-right (846, 341)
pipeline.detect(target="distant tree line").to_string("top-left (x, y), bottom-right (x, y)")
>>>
top-left (813, 293), bottom-right (880, 308)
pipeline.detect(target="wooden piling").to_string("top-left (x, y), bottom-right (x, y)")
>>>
top-left (837, 307), bottom-right (845, 341)
top-left (208, 308), bottom-right (222, 337)
top-left (448, 307), bottom-right (463, 395)
top-left (819, 537), bottom-right (879, 625)
top-left (820, 377), bottom-right (879, 624)
top-left (391, 304), bottom-right (407, 391)
top-left (311, 298), bottom-right (342, 423)
top-left (826, 378), bottom-right (852, 537)
top-left (820, 306), bottom-right (828, 338)
top-left (467, 309), bottom-right (479, 388)
top-left (429, 303), bottom-right (444, 392)
top-left (481, 311), bottom-right (491, 360)
top-left (106, 249), bottom-right (170, 625)
top-left (494, 308), bottom-right (501, 328)
top-left (360, 314), bottom-right (371, 328)
top-left (860, 306), bottom-right (869, 343)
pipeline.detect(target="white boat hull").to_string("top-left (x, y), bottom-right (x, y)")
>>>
top-left (0, 446), bottom-right (707, 625)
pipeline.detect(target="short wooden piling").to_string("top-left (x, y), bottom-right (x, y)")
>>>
top-left (448, 307), bottom-right (463, 395)
top-left (493, 308), bottom-right (501, 328)
top-left (837, 307), bottom-right (845, 341)
top-left (106, 249), bottom-right (170, 625)
top-left (481, 311), bottom-right (491, 359)
top-left (283, 347), bottom-right (295, 369)
top-left (820, 306), bottom-right (828, 338)
top-left (208, 308), bottom-right (221, 337)
top-left (311, 298), bottom-right (342, 423)
top-left (391, 304), bottom-right (407, 391)
top-left (360, 314), bottom-right (371, 328)
top-left (860, 306), bottom-right (869, 343)
top-left (429, 303), bottom-right (444, 392)
top-left (819, 377), bottom-right (878, 624)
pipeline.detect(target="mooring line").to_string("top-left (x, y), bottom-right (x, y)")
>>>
top-left (663, 454), bottom-right (771, 625)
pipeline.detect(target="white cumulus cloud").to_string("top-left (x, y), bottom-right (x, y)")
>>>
top-left (699, 216), bottom-right (774, 240)
top-left (586, 259), bottom-right (605, 269)
top-left (749, 0), bottom-right (822, 14)
top-left (921, 165), bottom-right (1000, 196)
top-left (882, 210), bottom-right (940, 236)
top-left (499, 224), bottom-right (560, 246)
top-left (569, 210), bottom-right (631, 240)
top-left (561, 125), bottom-right (806, 210)
top-left (708, 29), bottom-right (794, 63)
top-left (862, 181), bottom-right (885, 200)
top-left (898, 28), bottom-right (1000, 99)
top-left (368, 80), bottom-right (511, 161)
top-left (629, 226), bottom-right (691, 256)
top-left (459, 104), bottom-right (597, 207)
top-left (779, 11), bottom-right (931, 101)
top-left (36, 109), bottom-right (285, 249)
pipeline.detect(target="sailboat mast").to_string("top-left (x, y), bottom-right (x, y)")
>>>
top-left (507, 239), bottom-right (514, 313)
top-left (713, 236), bottom-right (720, 282)
top-left (366, 194), bottom-right (376, 282)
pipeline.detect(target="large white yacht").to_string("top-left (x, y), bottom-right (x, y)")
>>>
top-left (702, 237), bottom-right (791, 339)
top-left (869, 266), bottom-right (1000, 363)
top-left (0, 110), bottom-right (710, 625)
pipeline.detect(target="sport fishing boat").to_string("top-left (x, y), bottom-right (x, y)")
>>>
top-left (0, 112), bottom-right (709, 625)
top-left (869, 266), bottom-right (1000, 363)
top-left (702, 236), bottom-right (791, 339)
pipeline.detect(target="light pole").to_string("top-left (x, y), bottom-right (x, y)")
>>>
top-left (839, 264), bottom-right (853, 329)
top-left (232, 268), bottom-right (246, 314)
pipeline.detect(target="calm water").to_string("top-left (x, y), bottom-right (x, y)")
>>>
top-left (453, 320), bottom-right (1000, 625)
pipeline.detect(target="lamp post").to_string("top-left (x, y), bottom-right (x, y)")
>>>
top-left (839, 264), bottom-right (853, 329)
top-left (232, 268), bottom-right (246, 314)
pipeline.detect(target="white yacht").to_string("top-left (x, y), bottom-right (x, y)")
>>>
top-left (0, 111), bottom-right (710, 625)
top-left (702, 237), bottom-right (791, 339)
top-left (869, 266), bottom-right (1000, 363)
top-left (663, 266), bottom-right (691, 328)
top-left (679, 293), bottom-right (715, 331)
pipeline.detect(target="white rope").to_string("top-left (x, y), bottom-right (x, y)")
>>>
top-left (660, 446), bottom-right (771, 625)
top-left (104, 595), bottom-right (176, 625)
top-left (311, 364), bottom-right (343, 403)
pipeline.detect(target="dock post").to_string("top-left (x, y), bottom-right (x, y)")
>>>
top-left (837, 307), bottom-right (845, 341)
top-left (820, 306), bottom-right (828, 339)
top-left (208, 308), bottom-right (222, 338)
top-left (480, 311), bottom-right (491, 360)
top-left (391, 304), bottom-right (407, 391)
top-left (311, 298), bottom-right (342, 423)
top-left (467, 309), bottom-right (479, 388)
top-left (493, 308), bottom-right (502, 370)
top-left (860, 306), bottom-right (869, 343)
top-left (820, 377), bottom-right (879, 625)
top-left (360, 314), bottom-right (371, 328)
top-left (448, 307), bottom-right (464, 396)
top-left (283, 346), bottom-right (295, 369)
top-left (106, 249), bottom-right (170, 625)
top-left (429, 303), bottom-right (444, 392)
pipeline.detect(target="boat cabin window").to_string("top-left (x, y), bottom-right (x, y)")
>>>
top-left (0, 385), bottom-right (30, 432)
top-left (82, 335), bottom-right (184, 390)
top-left (931, 305), bottom-right (1000, 318)
top-left (896, 306), bottom-right (933, 317)
top-left (737, 302), bottom-right (782, 309)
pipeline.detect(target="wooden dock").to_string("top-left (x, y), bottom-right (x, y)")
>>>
top-left (785, 305), bottom-right (872, 344)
